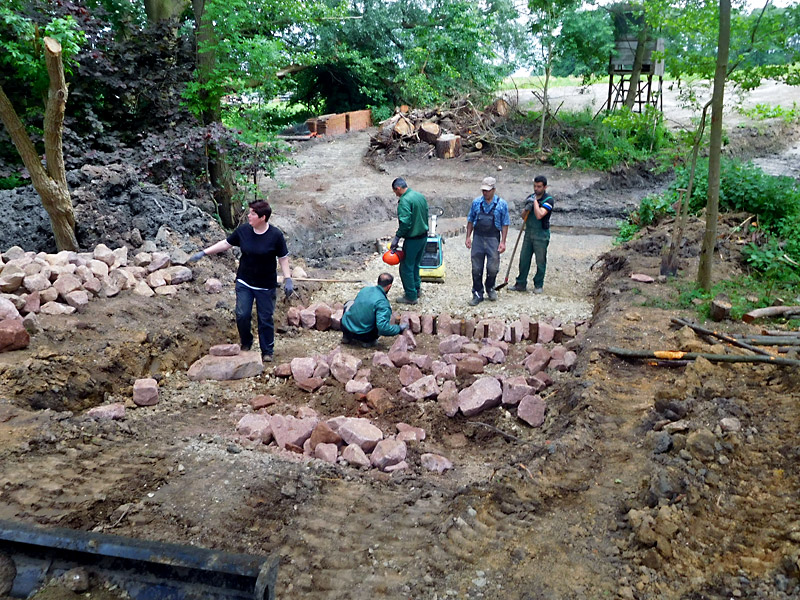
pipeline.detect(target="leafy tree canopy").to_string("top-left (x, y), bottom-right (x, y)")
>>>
top-left (291, 0), bottom-right (525, 114)
top-left (551, 7), bottom-right (615, 80)
top-left (647, 0), bottom-right (800, 89)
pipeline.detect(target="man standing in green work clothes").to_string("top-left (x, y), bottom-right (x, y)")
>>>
top-left (509, 175), bottom-right (554, 294)
top-left (390, 177), bottom-right (429, 305)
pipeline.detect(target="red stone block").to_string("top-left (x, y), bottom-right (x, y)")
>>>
top-left (346, 109), bottom-right (372, 131)
top-left (316, 113), bottom-right (347, 136)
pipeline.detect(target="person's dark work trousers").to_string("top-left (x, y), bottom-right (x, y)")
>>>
top-left (471, 234), bottom-right (501, 297)
top-left (515, 233), bottom-right (549, 290)
top-left (235, 281), bottom-right (276, 355)
top-left (341, 321), bottom-right (380, 343)
top-left (399, 235), bottom-right (427, 301)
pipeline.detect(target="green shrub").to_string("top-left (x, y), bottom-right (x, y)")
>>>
top-left (672, 157), bottom-right (800, 230)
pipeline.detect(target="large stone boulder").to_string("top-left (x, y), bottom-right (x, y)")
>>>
top-left (458, 377), bottom-right (502, 417)
top-left (187, 352), bottom-right (264, 381)
top-left (236, 414), bottom-right (272, 442)
top-left (270, 414), bottom-right (319, 449)
top-left (330, 352), bottom-right (361, 383)
top-left (0, 318), bottom-right (30, 352)
top-left (370, 439), bottom-right (407, 471)
top-left (517, 394), bottom-right (546, 427)
top-left (328, 417), bottom-right (383, 452)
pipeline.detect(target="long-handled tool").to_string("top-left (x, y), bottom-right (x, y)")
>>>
top-left (495, 212), bottom-right (528, 291)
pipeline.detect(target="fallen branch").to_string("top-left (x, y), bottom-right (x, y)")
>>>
top-left (671, 317), bottom-right (773, 356)
top-left (742, 305), bottom-right (800, 324)
top-left (604, 347), bottom-right (800, 367)
top-left (731, 335), bottom-right (800, 346)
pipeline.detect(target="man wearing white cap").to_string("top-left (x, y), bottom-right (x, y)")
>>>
top-left (465, 177), bottom-right (509, 306)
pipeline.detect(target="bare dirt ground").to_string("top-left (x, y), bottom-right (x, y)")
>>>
top-left (1, 107), bottom-right (800, 599)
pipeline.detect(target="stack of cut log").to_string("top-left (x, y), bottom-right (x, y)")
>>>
top-left (368, 96), bottom-right (512, 160)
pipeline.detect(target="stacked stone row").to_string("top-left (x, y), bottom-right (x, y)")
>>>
top-left (286, 301), bottom-right (584, 346)
top-left (0, 243), bottom-right (213, 352)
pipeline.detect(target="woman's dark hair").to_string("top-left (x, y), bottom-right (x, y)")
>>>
top-left (249, 201), bottom-right (272, 221)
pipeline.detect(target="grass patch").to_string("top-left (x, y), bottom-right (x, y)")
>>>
top-left (674, 276), bottom-right (800, 322)
top-left (497, 75), bottom-right (607, 90)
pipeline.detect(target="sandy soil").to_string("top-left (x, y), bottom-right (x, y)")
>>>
top-left (1, 110), bottom-right (799, 600)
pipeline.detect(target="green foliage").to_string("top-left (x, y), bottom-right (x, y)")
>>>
top-left (675, 274), bottom-right (800, 320)
top-left (543, 106), bottom-right (673, 171)
top-left (0, 173), bottom-right (27, 189)
top-left (614, 193), bottom-right (675, 244)
top-left (649, 1), bottom-right (800, 102)
top-left (551, 8), bottom-right (615, 81)
top-left (0, 5), bottom-right (85, 99)
top-left (739, 102), bottom-right (800, 124)
top-left (293, 0), bottom-right (523, 114)
top-left (672, 158), bottom-right (800, 230)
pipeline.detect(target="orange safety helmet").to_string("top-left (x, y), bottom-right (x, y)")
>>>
top-left (382, 249), bottom-right (404, 265)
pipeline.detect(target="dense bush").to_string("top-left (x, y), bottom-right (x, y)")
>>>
top-left (548, 106), bottom-right (673, 170)
top-left (617, 158), bottom-right (800, 280)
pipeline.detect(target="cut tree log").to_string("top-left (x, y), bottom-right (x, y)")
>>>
top-left (605, 347), bottom-right (800, 367)
top-left (731, 335), bottom-right (800, 346)
top-left (435, 134), bottom-right (462, 159)
top-left (742, 306), bottom-right (800, 323)
top-left (487, 98), bottom-right (510, 117)
top-left (709, 297), bottom-right (732, 321)
top-left (418, 121), bottom-right (441, 144)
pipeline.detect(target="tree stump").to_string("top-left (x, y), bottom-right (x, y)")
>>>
top-left (435, 134), bottom-right (461, 159)
top-left (487, 97), bottom-right (510, 117)
top-left (418, 121), bottom-right (441, 144)
top-left (709, 296), bottom-right (732, 321)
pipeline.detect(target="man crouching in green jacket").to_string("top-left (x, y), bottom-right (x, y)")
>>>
top-left (341, 273), bottom-right (409, 348)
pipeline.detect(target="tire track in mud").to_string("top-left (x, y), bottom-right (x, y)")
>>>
top-left (274, 447), bottom-right (619, 600)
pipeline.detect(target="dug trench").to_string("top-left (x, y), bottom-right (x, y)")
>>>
top-left (1, 128), bottom-right (799, 599)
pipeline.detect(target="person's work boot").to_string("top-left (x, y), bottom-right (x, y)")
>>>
top-left (487, 289), bottom-right (498, 301)
top-left (508, 284), bottom-right (526, 292)
top-left (241, 343), bottom-right (252, 352)
top-left (533, 287), bottom-right (544, 294)
top-left (468, 292), bottom-right (483, 306)
top-left (359, 339), bottom-right (378, 349)
top-left (262, 353), bottom-right (273, 363)
top-left (341, 333), bottom-right (356, 346)
top-left (396, 296), bottom-right (418, 305)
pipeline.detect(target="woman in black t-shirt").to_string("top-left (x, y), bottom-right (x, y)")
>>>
top-left (189, 201), bottom-right (293, 362)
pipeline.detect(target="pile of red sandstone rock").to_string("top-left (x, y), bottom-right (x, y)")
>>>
top-left (0, 243), bottom-right (218, 353)
top-left (231, 316), bottom-right (580, 472)
top-left (237, 407), bottom-right (452, 474)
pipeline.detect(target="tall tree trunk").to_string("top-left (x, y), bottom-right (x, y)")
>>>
top-left (144, 0), bottom-right (190, 22)
top-left (0, 37), bottom-right (78, 251)
top-left (537, 37), bottom-right (552, 152)
top-left (192, 0), bottom-right (236, 229)
top-left (624, 24), bottom-right (649, 110)
top-left (697, 0), bottom-right (731, 291)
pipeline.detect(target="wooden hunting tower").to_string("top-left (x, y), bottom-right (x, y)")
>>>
top-left (605, 7), bottom-right (665, 113)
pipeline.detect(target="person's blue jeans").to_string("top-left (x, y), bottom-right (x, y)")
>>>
top-left (515, 234), bottom-right (549, 290)
top-left (235, 281), bottom-right (276, 355)
top-left (471, 234), bottom-right (501, 297)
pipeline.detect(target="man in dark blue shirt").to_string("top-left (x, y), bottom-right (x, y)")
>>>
top-left (510, 175), bottom-right (554, 294)
top-left (465, 177), bottom-right (509, 306)
top-left (189, 201), bottom-right (293, 362)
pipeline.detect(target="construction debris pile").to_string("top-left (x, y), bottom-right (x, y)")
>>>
top-left (367, 96), bottom-right (521, 161)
